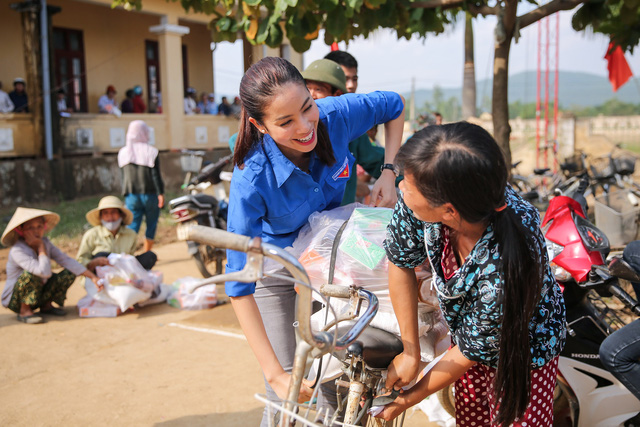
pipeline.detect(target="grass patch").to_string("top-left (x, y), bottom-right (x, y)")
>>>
top-left (0, 192), bottom-right (180, 249)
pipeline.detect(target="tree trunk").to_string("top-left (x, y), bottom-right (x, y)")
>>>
top-left (462, 13), bottom-right (476, 119)
top-left (492, 0), bottom-right (518, 166)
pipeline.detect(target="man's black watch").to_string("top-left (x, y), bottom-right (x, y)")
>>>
top-left (380, 163), bottom-right (397, 175)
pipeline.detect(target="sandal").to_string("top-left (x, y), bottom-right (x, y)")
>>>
top-left (40, 307), bottom-right (67, 316)
top-left (17, 314), bottom-right (45, 324)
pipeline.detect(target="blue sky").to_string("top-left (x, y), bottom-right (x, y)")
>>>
top-left (213, 10), bottom-right (640, 97)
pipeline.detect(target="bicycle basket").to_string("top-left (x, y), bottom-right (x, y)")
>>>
top-left (561, 153), bottom-right (586, 176)
top-left (255, 394), bottom-right (369, 427)
top-left (613, 155), bottom-right (636, 176)
top-left (180, 154), bottom-right (204, 173)
top-left (589, 156), bottom-right (615, 179)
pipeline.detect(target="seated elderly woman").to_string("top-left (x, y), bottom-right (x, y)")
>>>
top-left (76, 196), bottom-right (157, 272)
top-left (1, 208), bottom-right (100, 324)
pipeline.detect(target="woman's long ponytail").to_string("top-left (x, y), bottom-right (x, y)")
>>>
top-left (492, 207), bottom-right (544, 425)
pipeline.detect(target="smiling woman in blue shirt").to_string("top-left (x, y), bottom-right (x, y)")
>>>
top-left (226, 56), bottom-right (405, 424)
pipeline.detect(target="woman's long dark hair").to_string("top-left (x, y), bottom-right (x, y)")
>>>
top-left (234, 56), bottom-right (334, 168)
top-left (396, 122), bottom-right (544, 426)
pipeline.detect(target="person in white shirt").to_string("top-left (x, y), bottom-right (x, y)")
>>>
top-left (184, 87), bottom-right (200, 115)
top-left (98, 85), bottom-right (118, 113)
top-left (0, 81), bottom-right (15, 114)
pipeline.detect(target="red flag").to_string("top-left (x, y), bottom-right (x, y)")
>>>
top-left (331, 42), bottom-right (339, 51)
top-left (605, 42), bottom-right (633, 92)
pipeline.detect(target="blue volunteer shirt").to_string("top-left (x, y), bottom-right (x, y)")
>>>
top-left (225, 91), bottom-right (404, 297)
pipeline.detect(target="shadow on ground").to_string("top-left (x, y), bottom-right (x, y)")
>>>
top-left (154, 407), bottom-right (263, 426)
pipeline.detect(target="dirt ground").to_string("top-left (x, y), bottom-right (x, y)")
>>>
top-left (0, 238), bottom-right (437, 426)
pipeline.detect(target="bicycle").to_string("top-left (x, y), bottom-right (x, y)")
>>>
top-left (177, 223), bottom-right (416, 426)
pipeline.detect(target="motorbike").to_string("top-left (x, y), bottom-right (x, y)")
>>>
top-left (541, 177), bottom-right (640, 426)
top-left (169, 154), bottom-right (232, 277)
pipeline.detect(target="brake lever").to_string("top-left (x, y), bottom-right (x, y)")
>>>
top-left (185, 250), bottom-right (264, 293)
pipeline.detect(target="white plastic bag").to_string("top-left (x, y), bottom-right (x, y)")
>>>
top-left (167, 277), bottom-right (218, 310)
top-left (89, 254), bottom-right (161, 312)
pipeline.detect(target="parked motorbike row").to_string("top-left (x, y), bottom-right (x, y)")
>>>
top-left (172, 150), bottom-right (640, 426)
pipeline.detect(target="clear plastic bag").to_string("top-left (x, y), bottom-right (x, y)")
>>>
top-left (167, 277), bottom-right (218, 310)
top-left (293, 204), bottom-right (449, 361)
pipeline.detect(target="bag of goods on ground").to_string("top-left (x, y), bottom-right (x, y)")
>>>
top-left (167, 277), bottom-right (218, 310)
top-left (77, 293), bottom-right (122, 317)
top-left (91, 254), bottom-right (163, 312)
top-left (293, 204), bottom-right (449, 362)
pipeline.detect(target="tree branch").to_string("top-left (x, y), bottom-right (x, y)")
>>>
top-left (468, 3), bottom-right (499, 16)
top-left (518, 0), bottom-right (584, 29)
top-left (412, 0), bottom-right (465, 8)
top-left (411, 0), bottom-right (498, 15)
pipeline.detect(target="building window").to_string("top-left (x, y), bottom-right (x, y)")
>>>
top-left (53, 27), bottom-right (88, 112)
top-left (145, 41), bottom-right (189, 104)
top-left (145, 40), bottom-right (161, 107)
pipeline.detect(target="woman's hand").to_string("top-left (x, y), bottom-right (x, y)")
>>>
top-left (268, 372), bottom-right (313, 403)
top-left (83, 270), bottom-right (103, 292)
top-left (158, 194), bottom-right (165, 209)
top-left (370, 169), bottom-right (398, 208)
top-left (375, 393), bottom-right (412, 422)
top-left (386, 352), bottom-right (421, 391)
top-left (87, 257), bottom-right (110, 272)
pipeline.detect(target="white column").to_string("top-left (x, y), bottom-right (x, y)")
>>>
top-left (150, 17), bottom-right (189, 149)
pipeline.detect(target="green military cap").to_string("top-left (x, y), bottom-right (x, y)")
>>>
top-left (301, 59), bottom-right (347, 94)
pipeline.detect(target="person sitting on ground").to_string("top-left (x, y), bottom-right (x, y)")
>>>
top-left (76, 196), bottom-right (157, 273)
top-left (1, 208), bottom-right (100, 324)
top-left (0, 81), bottom-right (15, 114)
top-left (98, 85), bottom-right (118, 114)
top-left (9, 77), bottom-right (28, 113)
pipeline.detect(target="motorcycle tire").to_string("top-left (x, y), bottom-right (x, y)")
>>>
top-left (193, 244), bottom-right (223, 278)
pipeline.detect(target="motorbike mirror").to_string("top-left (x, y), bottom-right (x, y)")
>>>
top-left (608, 257), bottom-right (640, 282)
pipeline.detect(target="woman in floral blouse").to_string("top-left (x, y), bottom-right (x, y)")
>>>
top-left (378, 122), bottom-right (566, 426)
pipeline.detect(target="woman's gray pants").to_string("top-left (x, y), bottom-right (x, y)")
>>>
top-left (255, 275), bottom-right (337, 427)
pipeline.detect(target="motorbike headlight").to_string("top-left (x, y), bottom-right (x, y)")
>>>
top-left (550, 262), bottom-right (572, 282)
top-left (546, 239), bottom-right (564, 262)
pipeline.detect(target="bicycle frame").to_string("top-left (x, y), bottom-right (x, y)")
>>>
top-left (177, 224), bottom-right (380, 424)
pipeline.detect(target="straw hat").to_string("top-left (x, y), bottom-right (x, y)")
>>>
top-left (1, 207), bottom-right (60, 247)
top-left (85, 196), bottom-right (133, 227)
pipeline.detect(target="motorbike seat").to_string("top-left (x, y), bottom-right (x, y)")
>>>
top-left (334, 321), bottom-right (404, 369)
top-left (533, 168), bottom-right (551, 175)
top-left (191, 194), bottom-right (218, 208)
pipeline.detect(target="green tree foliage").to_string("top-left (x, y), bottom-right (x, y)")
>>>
top-left (421, 85), bottom-right (462, 121)
top-left (572, 0), bottom-right (640, 53)
top-left (508, 99), bottom-right (640, 119)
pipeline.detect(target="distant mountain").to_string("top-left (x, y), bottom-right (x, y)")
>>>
top-left (407, 71), bottom-right (640, 110)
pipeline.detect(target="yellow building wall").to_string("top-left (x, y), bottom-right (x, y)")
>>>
top-left (0, 0), bottom-right (213, 114)
top-left (0, 0), bottom-right (27, 88)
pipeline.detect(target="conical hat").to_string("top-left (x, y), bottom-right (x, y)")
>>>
top-left (85, 196), bottom-right (133, 227)
top-left (1, 207), bottom-right (60, 247)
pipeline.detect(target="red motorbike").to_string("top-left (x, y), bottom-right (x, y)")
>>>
top-left (541, 177), bottom-right (640, 426)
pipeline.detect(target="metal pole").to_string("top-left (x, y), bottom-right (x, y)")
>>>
top-left (40, 0), bottom-right (53, 160)
top-left (536, 21), bottom-right (541, 170)
top-left (553, 13), bottom-right (559, 172)
top-left (544, 17), bottom-right (550, 171)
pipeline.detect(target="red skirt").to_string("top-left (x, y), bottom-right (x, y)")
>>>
top-left (454, 357), bottom-right (558, 427)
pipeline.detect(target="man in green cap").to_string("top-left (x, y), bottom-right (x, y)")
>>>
top-left (301, 59), bottom-right (385, 205)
